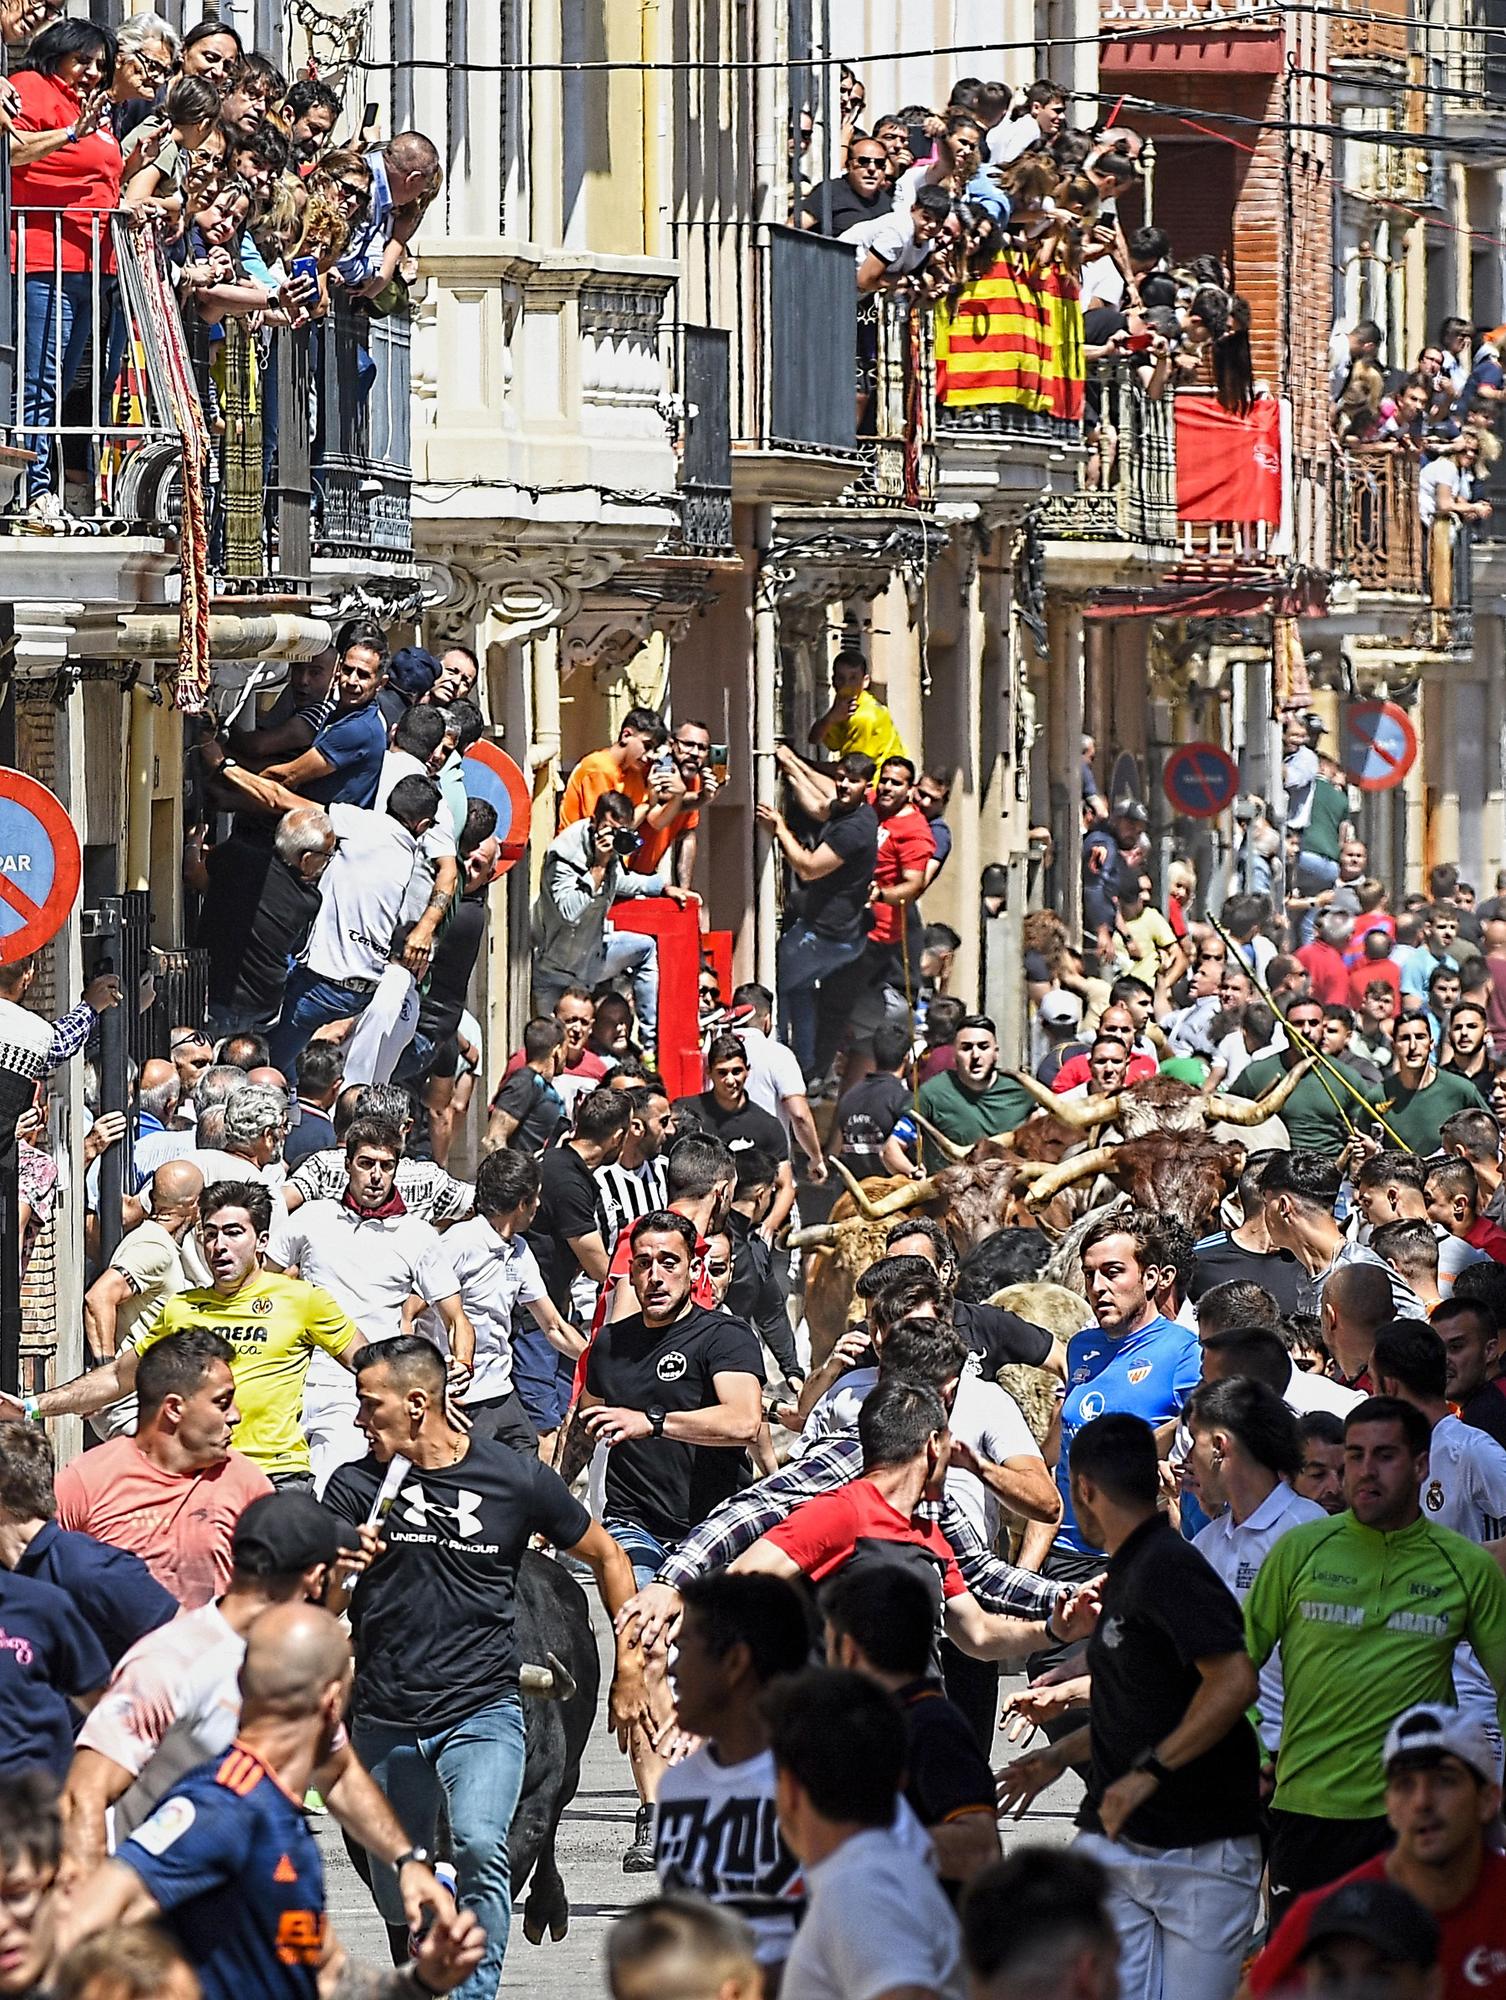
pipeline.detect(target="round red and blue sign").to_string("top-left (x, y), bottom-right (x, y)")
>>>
top-left (0, 771), bottom-right (81, 964)
top-left (462, 742), bottom-right (533, 879)
top-left (1162, 743), bottom-right (1239, 820)
top-left (1340, 700), bottom-right (1417, 792)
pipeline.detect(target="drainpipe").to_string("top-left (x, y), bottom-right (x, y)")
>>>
top-left (124, 682), bottom-right (153, 894)
top-left (753, 505), bottom-right (778, 987)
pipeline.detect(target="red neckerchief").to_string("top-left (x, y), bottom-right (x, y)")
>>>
top-left (342, 1187), bottom-right (407, 1221)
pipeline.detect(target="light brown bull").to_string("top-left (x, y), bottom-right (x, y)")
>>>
top-left (791, 1154), bottom-right (1074, 1366)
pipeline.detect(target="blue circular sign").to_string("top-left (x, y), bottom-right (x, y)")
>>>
top-left (1162, 743), bottom-right (1239, 820)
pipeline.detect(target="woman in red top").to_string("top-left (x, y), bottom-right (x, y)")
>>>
top-left (9, 20), bottom-right (122, 513)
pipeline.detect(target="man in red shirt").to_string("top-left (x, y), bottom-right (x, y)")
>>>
top-left (731, 1375), bottom-right (1093, 1664)
top-left (1248, 1704), bottom-right (1506, 1999)
top-left (1425, 1157), bottom-right (1506, 1264)
top-left (1349, 928), bottom-right (1405, 1011)
top-left (1298, 911), bottom-right (1357, 1007)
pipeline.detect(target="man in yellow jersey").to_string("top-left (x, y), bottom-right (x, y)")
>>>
top-left (806, 650), bottom-right (906, 768)
top-left (3, 1180), bottom-right (364, 1492)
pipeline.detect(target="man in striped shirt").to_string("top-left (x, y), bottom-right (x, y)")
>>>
top-left (595, 1082), bottom-right (673, 1253)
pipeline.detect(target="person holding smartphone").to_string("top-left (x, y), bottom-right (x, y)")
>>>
top-left (629, 719), bottom-right (720, 894)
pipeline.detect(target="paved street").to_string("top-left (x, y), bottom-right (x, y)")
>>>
top-left (318, 1602), bottom-right (1084, 1995)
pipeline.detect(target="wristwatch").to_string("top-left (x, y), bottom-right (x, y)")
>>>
top-left (646, 1406), bottom-right (667, 1438)
top-left (393, 1846), bottom-right (431, 1873)
top-left (1128, 1747), bottom-right (1171, 1785)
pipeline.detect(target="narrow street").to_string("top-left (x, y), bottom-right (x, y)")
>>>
top-left (318, 1607), bottom-right (1085, 1994)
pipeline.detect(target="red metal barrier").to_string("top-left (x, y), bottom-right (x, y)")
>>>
top-left (607, 898), bottom-right (705, 1100)
top-left (704, 930), bottom-right (734, 1000)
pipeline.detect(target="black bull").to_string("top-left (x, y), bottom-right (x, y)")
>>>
top-left (349, 1548), bottom-right (600, 1948)
top-left (512, 1548), bottom-right (601, 1944)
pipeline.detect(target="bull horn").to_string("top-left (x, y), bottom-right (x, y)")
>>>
top-left (1008, 1070), bottom-right (1121, 1132)
top-left (520, 1652), bottom-right (579, 1702)
top-left (828, 1155), bottom-right (941, 1219)
top-left (911, 1113), bottom-right (972, 1164)
top-left (1206, 1055), bottom-right (1315, 1128)
top-left (1023, 1143), bottom-right (1121, 1208)
top-left (788, 1222), bottom-right (837, 1249)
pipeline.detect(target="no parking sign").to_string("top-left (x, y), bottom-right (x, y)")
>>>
top-left (462, 742), bottom-right (533, 878)
top-left (1162, 743), bottom-right (1239, 820)
top-left (1340, 701), bottom-right (1417, 792)
top-left (0, 771), bottom-right (81, 964)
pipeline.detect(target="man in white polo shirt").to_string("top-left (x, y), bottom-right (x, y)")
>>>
top-left (420, 1148), bottom-right (587, 1452)
top-left (199, 744), bottom-right (443, 1077)
top-left (265, 1115), bottom-right (474, 1486)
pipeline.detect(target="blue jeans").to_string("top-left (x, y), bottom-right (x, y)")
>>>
top-left (602, 1516), bottom-right (672, 1590)
top-left (776, 923), bottom-right (867, 1079)
top-left (22, 271), bottom-right (93, 500)
top-left (1294, 851), bottom-right (1340, 944)
top-left (536, 929), bottom-right (659, 1037)
top-left (353, 1692), bottom-right (527, 2000)
top-left (269, 967), bottom-right (376, 1074)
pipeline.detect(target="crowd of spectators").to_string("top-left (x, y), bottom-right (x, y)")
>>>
top-left (1331, 311), bottom-right (1504, 555)
top-left (2, 3), bottom-right (437, 544)
top-left (791, 68), bottom-right (1256, 448)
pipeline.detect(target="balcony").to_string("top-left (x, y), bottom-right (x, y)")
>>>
top-left (1332, 445), bottom-right (1423, 597)
top-left (852, 293), bottom-right (937, 509)
top-left (724, 222), bottom-right (861, 506)
top-left (1038, 359), bottom-right (1176, 581)
top-left (4, 209), bottom-right (416, 621)
top-left (931, 249), bottom-right (1086, 522)
top-left (1444, 0), bottom-right (1506, 151)
top-left (410, 241), bottom-right (681, 571)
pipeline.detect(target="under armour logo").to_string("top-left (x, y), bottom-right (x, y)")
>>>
top-left (400, 1488), bottom-right (485, 1538)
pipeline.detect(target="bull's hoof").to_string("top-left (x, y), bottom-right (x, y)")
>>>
top-left (522, 1890), bottom-right (569, 1945)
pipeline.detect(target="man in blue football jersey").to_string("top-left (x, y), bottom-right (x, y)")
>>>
top-left (57, 1602), bottom-right (413, 2000)
top-left (1038, 1211), bottom-right (1201, 1577)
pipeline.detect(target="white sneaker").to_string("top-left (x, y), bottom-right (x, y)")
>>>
top-left (25, 492), bottom-right (65, 526)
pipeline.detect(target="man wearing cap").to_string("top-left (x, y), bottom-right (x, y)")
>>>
top-left (1034, 988), bottom-right (1084, 1082)
top-left (60, 1491), bottom-right (451, 1947)
top-left (1248, 1704), bottom-right (1506, 1998)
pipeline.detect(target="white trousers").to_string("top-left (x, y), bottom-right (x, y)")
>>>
top-left (1073, 1830), bottom-right (1262, 2000)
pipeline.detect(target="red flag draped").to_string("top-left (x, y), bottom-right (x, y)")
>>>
top-left (1174, 393), bottom-right (1282, 524)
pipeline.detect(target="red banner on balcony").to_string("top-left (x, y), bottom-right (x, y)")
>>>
top-left (935, 252), bottom-right (1084, 422)
top-left (1175, 393), bottom-right (1282, 524)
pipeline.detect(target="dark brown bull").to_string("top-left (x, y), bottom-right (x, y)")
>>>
top-left (1008, 1062), bottom-right (1314, 1227)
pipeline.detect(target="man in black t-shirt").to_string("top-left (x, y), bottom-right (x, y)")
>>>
top-left (523, 1089), bottom-right (631, 1448)
top-left (324, 1336), bottom-right (647, 1989)
top-left (758, 753), bottom-right (881, 1083)
top-left (822, 1562), bottom-right (1000, 1900)
top-left (190, 812), bottom-right (335, 1039)
top-left (998, 1414), bottom-right (1262, 2000)
top-left (832, 1022), bottom-right (914, 1180)
top-left (881, 1218), bottom-right (1066, 1382)
top-left (487, 1017), bottom-right (567, 1155)
top-left (798, 139), bottom-right (894, 235)
top-left (566, 1208), bottom-right (765, 1868)
top-left (673, 1035), bottom-right (794, 1235)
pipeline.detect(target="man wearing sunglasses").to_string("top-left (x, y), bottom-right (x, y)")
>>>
top-left (335, 127), bottom-right (440, 302)
top-left (799, 138), bottom-right (894, 235)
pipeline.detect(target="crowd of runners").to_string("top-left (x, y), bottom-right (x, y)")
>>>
top-left (6, 743), bottom-right (1506, 2000)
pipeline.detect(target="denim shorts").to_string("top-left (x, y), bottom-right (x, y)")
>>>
top-left (511, 1322), bottom-right (575, 1431)
top-left (602, 1516), bottom-right (674, 1590)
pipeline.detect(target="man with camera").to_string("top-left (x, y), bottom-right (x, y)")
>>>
top-left (532, 791), bottom-right (696, 1040)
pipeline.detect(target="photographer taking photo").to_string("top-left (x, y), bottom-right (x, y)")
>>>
top-left (532, 791), bottom-right (696, 1040)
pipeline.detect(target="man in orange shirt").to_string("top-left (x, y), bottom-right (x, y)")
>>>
top-left (559, 708), bottom-right (670, 829)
